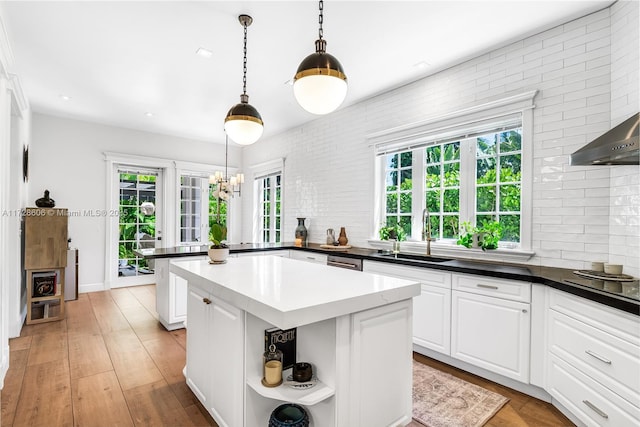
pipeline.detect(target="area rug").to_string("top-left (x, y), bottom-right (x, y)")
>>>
top-left (412, 360), bottom-right (509, 427)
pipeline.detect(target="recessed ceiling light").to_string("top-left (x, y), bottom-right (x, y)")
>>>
top-left (413, 61), bottom-right (430, 69)
top-left (144, 112), bottom-right (154, 117)
top-left (196, 47), bottom-right (213, 58)
top-left (59, 94), bottom-right (71, 101)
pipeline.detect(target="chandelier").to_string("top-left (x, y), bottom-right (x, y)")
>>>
top-left (210, 136), bottom-right (244, 199)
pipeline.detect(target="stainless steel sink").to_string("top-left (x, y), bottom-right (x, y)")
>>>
top-left (378, 252), bottom-right (452, 263)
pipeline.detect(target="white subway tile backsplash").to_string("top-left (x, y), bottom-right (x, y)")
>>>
top-left (241, 3), bottom-right (638, 276)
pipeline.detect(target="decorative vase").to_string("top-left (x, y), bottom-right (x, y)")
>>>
top-left (268, 403), bottom-right (309, 427)
top-left (295, 218), bottom-right (307, 246)
top-left (208, 247), bottom-right (229, 263)
top-left (35, 189), bottom-right (55, 208)
top-left (338, 227), bottom-right (348, 246)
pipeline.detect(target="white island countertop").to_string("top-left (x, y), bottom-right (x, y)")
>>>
top-left (170, 255), bottom-right (420, 329)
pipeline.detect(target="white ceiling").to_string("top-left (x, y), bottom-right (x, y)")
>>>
top-left (1, 1), bottom-right (613, 145)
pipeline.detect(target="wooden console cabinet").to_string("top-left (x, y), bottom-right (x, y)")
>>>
top-left (24, 207), bottom-right (68, 324)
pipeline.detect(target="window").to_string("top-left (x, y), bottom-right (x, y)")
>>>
top-left (257, 173), bottom-right (282, 243)
top-left (382, 127), bottom-right (523, 247)
top-left (178, 174), bottom-right (226, 245)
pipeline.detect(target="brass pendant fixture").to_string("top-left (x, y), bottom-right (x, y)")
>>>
top-left (293, 0), bottom-right (347, 115)
top-left (224, 14), bottom-right (263, 145)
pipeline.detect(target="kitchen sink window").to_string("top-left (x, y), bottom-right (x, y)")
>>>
top-left (373, 92), bottom-right (535, 252)
top-left (257, 172), bottom-right (282, 243)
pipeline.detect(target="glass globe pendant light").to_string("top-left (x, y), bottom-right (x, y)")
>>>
top-left (293, 0), bottom-right (347, 115)
top-left (224, 14), bottom-right (263, 146)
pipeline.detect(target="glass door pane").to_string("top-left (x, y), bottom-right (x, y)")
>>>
top-left (117, 170), bottom-right (158, 279)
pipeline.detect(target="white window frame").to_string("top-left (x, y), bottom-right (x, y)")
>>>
top-left (368, 91), bottom-right (536, 262)
top-left (250, 158), bottom-right (284, 243)
top-left (256, 172), bottom-right (282, 243)
top-left (174, 160), bottom-right (239, 247)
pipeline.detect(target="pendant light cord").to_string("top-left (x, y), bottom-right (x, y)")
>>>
top-left (318, 0), bottom-right (324, 41)
top-left (225, 135), bottom-right (229, 180)
top-left (242, 20), bottom-right (248, 96)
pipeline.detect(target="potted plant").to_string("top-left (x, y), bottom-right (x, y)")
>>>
top-left (456, 221), bottom-right (478, 248)
top-left (478, 221), bottom-right (502, 251)
top-left (379, 224), bottom-right (407, 242)
top-left (208, 183), bottom-right (230, 263)
top-left (456, 220), bottom-right (502, 250)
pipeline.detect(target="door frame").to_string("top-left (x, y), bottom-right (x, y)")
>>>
top-left (104, 152), bottom-right (173, 290)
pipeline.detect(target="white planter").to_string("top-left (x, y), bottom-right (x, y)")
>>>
top-left (208, 247), bottom-right (229, 263)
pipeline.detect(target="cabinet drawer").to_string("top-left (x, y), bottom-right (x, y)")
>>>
top-left (549, 289), bottom-right (640, 345)
top-left (548, 354), bottom-right (640, 427)
top-left (452, 273), bottom-right (530, 302)
top-left (289, 250), bottom-right (328, 264)
top-left (363, 261), bottom-right (451, 289)
top-left (549, 309), bottom-right (640, 405)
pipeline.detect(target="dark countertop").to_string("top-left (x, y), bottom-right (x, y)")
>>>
top-left (136, 242), bottom-right (639, 316)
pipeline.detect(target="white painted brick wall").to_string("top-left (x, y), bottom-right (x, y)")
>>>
top-left (242, 4), bottom-right (639, 275)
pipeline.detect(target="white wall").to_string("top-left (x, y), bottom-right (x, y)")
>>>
top-left (29, 113), bottom-right (241, 290)
top-left (242, 4), bottom-right (639, 275)
top-left (608, 0), bottom-right (639, 278)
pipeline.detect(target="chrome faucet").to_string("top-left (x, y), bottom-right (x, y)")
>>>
top-left (422, 207), bottom-right (435, 256)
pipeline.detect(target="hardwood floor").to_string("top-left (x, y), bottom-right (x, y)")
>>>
top-left (1, 285), bottom-right (573, 426)
top-left (1, 286), bottom-right (216, 427)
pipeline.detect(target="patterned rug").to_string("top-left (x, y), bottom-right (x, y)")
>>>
top-left (413, 360), bottom-right (509, 427)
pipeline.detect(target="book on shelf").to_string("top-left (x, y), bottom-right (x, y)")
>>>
top-left (264, 327), bottom-right (296, 370)
top-left (32, 271), bottom-right (57, 297)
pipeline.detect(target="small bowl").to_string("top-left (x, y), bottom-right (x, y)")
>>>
top-left (604, 263), bottom-right (623, 275)
top-left (292, 362), bottom-right (313, 382)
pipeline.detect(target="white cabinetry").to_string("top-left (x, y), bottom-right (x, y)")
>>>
top-left (186, 284), bottom-right (244, 427)
top-left (451, 273), bottom-right (531, 383)
top-left (546, 289), bottom-right (640, 426)
top-left (363, 261), bottom-right (451, 355)
top-left (289, 250), bottom-right (327, 264)
top-left (156, 256), bottom-right (206, 330)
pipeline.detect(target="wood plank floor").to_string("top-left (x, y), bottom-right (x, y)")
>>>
top-left (1, 285), bottom-right (573, 426)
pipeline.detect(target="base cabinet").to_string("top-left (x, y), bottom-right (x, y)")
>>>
top-left (451, 289), bottom-right (530, 382)
top-left (363, 261), bottom-right (451, 356)
top-left (186, 282), bottom-right (414, 426)
top-left (186, 284), bottom-right (244, 427)
top-left (546, 289), bottom-right (640, 426)
top-left (156, 256), bottom-right (207, 330)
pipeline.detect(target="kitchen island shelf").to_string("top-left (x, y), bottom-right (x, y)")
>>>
top-left (246, 375), bottom-right (334, 405)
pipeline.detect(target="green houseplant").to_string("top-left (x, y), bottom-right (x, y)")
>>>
top-left (478, 221), bottom-right (502, 251)
top-left (208, 183), bottom-right (230, 262)
top-left (456, 220), bottom-right (503, 251)
top-left (379, 223), bottom-right (407, 242)
top-left (456, 221), bottom-right (478, 248)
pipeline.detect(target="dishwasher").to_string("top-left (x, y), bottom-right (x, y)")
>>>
top-left (326, 254), bottom-right (363, 271)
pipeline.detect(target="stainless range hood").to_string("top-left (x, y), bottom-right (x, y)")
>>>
top-left (570, 113), bottom-right (639, 165)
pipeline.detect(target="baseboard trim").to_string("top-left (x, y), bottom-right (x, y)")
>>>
top-left (413, 344), bottom-right (551, 402)
top-left (79, 282), bottom-right (106, 294)
top-left (1, 343), bottom-right (9, 389)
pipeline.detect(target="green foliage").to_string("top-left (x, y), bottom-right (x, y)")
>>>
top-left (209, 223), bottom-right (228, 248)
top-left (379, 223), bottom-right (407, 241)
top-left (118, 196), bottom-right (155, 267)
top-left (478, 221), bottom-right (502, 251)
top-left (456, 221), bottom-right (477, 248)
top-left (456, 220), bottom-right (503, 251)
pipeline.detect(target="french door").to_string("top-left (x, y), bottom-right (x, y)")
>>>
top-left (112, 166), bottom-right (163, 288)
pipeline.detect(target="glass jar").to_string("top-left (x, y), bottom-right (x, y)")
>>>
top-left (262, 344), bottom-right (283, 387)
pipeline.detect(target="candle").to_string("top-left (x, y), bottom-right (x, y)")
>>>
top-left (264, 360), bottom-right (282, 385)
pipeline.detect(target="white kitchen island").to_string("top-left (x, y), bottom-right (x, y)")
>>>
top-left (170, 255), bottom-right (421, 427)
